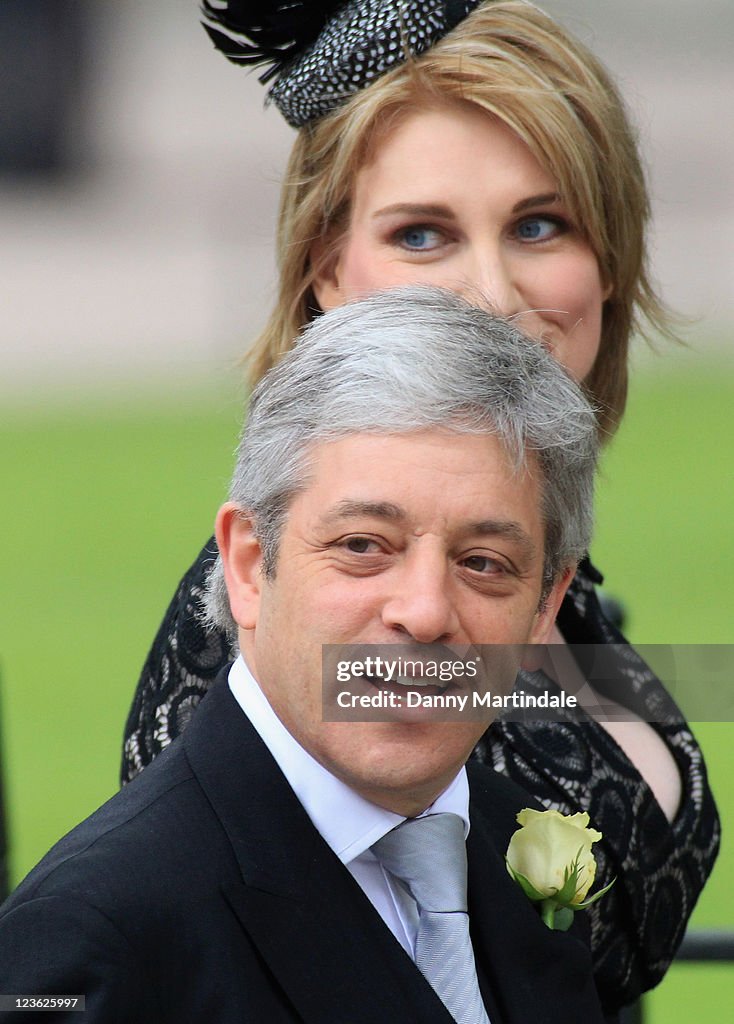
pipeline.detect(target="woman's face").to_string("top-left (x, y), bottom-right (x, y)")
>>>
top-left (313, 103), bottom-right (610, 382)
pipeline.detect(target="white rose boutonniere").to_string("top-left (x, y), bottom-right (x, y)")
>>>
top-left (505, 808), bottom-right (615, 931)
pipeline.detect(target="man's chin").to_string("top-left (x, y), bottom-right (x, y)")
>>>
top-left (320, 733), bottom-right (479, 816)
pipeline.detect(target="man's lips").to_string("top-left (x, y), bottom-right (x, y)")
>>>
top-left (364, 672), bottom-right (453, 696)
top-left (327, 642), bottom-right (485, 701)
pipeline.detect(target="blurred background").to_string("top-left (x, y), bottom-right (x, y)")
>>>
top-left (1, 2), bottom-right (732, 1019)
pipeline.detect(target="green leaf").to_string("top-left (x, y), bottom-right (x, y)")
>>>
top-left (555, 851), bottom-right (584, 904)
top-left (505, 861), bottom-right (549, 903)
top-left (576, 877), bottom-right (616, 909)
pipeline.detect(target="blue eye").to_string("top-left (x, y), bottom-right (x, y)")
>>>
top-left (398, 226), bottom-right (443, 251)
top-left (515, 217), bottom-right (561, 242)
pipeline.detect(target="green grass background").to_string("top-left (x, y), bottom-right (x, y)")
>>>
top-left (1, 346), bottom-right (732, 1020)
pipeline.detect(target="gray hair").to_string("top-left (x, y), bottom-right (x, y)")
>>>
top-left (206, 286), bottom-right (599, 636)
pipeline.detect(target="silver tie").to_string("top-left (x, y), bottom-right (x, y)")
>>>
top-left (372, 813), bottom-right (491, 1024)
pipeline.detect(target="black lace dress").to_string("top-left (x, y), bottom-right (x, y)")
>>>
top-left (122, 540), bottom-right (719, 1013)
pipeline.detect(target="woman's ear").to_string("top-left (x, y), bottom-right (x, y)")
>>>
top-left (215, 502), bottom-right (263, 631)
top-left (310, 231), bottom-right (344, 312)
top-left (601, 267), bottom-right (613, 302)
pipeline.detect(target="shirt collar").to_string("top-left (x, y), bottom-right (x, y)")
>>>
top-left (227, 656), bottom-right (470, 864)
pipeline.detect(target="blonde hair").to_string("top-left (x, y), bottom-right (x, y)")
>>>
top-left (246, 0), bottom-right (672, 437)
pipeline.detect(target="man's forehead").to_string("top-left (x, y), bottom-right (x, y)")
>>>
top-left (298, 430), bottom-right (540, 516)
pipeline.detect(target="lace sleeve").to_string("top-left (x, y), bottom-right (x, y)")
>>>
top-left (121, 537), bottom-right (232, 784)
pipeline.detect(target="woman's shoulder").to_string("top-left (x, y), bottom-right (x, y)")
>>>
top-left (121, 536), bottom-right (230, 784)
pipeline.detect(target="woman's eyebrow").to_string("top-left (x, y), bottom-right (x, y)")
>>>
top-left (511, 193), bottom-right (561, 214)
top-left (372, 202), bottom-right (455, 221)
top-left (373, 195), bottom-right (562, 220)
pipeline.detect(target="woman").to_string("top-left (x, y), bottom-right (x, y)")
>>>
top-left (123, 1), bottom-right (718, 1013)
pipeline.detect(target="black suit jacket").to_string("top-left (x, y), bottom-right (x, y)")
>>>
top-left (0, 673), bottom-right (605, 1023)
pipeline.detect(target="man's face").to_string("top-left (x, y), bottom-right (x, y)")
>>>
top-left (219, 428), bottom-right (569, 816)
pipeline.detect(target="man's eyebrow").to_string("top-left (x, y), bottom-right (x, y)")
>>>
top-left (372, 202), bottom-right (455, 221)
top-left (467, 519), bottom-right (537, 558)
top-left (318, 500), bottom-right (407, 526)
top-left (318, 506), bottom-right (536, 553)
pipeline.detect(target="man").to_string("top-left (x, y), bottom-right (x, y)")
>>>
top-left (0, 288), bottom-right (603, 1023)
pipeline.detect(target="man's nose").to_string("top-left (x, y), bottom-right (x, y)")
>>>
top-left (381, 551), bottom-right (460, 643)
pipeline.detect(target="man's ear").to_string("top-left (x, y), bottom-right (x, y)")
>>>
top-left (310, 231), bottom-right (345, 312)
top-left (520, 566), bottom-right (574, 671)
top-left (215, 502), bottom-right (264, 631)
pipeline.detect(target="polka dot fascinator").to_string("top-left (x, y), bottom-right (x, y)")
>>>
top-left (201, 0), bottom-right (483, 127)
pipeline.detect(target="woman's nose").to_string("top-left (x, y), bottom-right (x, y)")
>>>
top-left (457, 246), bottom-right (525, 319)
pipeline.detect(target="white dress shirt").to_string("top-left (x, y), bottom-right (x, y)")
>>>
top-left (228, 655), bottom-right (471, 958)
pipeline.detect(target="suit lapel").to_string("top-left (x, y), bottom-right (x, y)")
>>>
top-left (466, 766), bottom-right (605, 1024)
top-left (184, 674), bottom-right (455, 1023)
top-left (221, 847), bottom-right (456, 1024)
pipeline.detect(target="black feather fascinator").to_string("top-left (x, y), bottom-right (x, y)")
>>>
top-left (201, 2), bottom-right (345, 84)
top-left (201, 1), bottom-right (483, 127)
